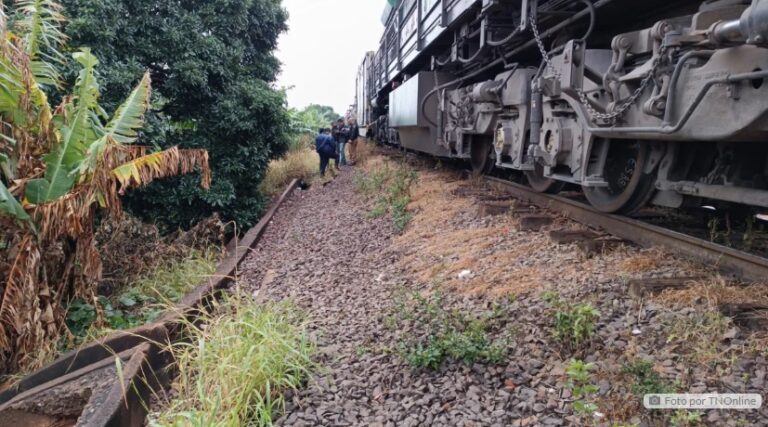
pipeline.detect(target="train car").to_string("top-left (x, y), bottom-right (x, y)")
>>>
top-left (355, 51), bottom-right (376, 135)
top-left (358, 0), bottom-right (768, 214)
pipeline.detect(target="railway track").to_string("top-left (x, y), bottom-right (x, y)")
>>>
top-left (482, 175), bottom-right (768, 284)
top-left (0, 180), bottom-right (302, 427)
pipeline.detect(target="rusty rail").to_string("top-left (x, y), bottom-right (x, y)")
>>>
top-left (484, 176), bottom-right (768, 283)
top-left (0, 179), bottom-right (301, 427)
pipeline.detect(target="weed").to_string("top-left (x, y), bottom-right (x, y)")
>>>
top-left (622, 359), bottom-right (675, 396)
top-left (64, 250), bottom-right (218, 348)
top-left (541, 291), bottom-right (561, 304)
top-left (670, 410), bottom-right (703, 426)
top-left (664, 311), bottom-right (733, 366)
top-left (566, 359), bottom-right (600, 417)
top-left (355, 164), bottom-right (417, 232)
top-left (542, 292), bottom-right (600, 351)
top-left (392, 291), bottom-right (510, 369)
top-left (152, 297), bottom-right (314, 426)
top-left (65, 299), bottom-right (98, 338)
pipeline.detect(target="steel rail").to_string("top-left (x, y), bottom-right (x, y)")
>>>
top-left (483, 176), bottom-right (768, 283)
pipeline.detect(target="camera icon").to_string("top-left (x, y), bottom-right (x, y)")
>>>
top-left (648, 395), bottom-right (661, 406)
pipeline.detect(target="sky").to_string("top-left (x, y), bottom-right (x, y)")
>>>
top-left (275, 0), bottom-right (385, 116)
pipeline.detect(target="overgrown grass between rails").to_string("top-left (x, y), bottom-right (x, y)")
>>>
top-left (64, 249), bottom-right (219, 347)
top-left (354, 163), bottom-right (418, 232)
top-left (151, 297), bottom-right (314, 427)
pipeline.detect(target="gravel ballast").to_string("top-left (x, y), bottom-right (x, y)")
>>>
top-left (241, 156), bottom-right (768, 427)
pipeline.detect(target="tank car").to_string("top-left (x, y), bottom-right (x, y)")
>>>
top-left (357, 0), bottom-right (768, 213)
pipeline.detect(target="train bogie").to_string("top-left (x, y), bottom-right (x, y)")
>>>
top-left (357, 0), bottom-right (768, 213)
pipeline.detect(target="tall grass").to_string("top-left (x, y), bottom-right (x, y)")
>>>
top-left (152, 297), bottom-right (314, 427)
top-left (260, 134), bottom-right (319, 196)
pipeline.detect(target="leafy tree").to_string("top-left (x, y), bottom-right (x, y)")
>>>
top-left (289, 104), bottom-right (340, 134)
top-left (61, 0), bottom-right (290, 231)
top-left (0, 0), bottom-right (209, 373)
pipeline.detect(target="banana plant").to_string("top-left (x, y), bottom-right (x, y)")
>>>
top-left (0, 0), bottom-right (212, 374)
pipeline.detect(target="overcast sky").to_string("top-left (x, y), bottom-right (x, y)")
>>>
top-left (275, 0), bottom-right (384, 116)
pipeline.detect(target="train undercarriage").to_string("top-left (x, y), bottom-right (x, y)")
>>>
top-left (358, 0), bottom-right (768, 214)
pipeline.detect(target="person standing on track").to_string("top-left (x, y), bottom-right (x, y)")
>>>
top-left (334, 118), bottom-right (351, 166)
top-left (347, 118), bottom-right (360, 164)
top-left (315, 128), bottom-right (337, 176)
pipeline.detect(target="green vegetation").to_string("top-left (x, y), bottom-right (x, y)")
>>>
top-left (152, 298), bottom-right (314, 426)
top-left (541, 292), bottom-right (600, 351)
top-left (566, 359), bottom-right (600, 417)
top-left (63, 0), bottom-right (292, 231)
top-left (621, 359), bottom-right (675, 396)
top-left (355, 164), bottom-right (418, 232)
top-left (389, 291), bottom-right (509, 369)
top-left (289, 104), bottom-right (340, 134)
top-left (0, 0), bottom-right (210, 374)
top-left (670, 410), bottom-right (703, 427)
top-left (65, 250), bottom-right (218, 346)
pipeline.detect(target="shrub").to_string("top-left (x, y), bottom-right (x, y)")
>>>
top-left (566, 359), bottom-right (600, 417)
top-left (541, 292), bottom-right (600, 351)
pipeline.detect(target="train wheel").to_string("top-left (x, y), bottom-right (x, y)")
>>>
top-left (470, 139), bottom-right (495, 175)
top-left (583, 140), bottom-right (656, 214)
top-left (525, 163), bottom-right (566, 194)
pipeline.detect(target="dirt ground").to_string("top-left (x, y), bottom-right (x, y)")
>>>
top-left (241, 147), bottom-right (768, 427)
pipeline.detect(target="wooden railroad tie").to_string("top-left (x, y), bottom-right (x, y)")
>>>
top-left (576, 238), bottom-right (625, 256)
top-left (719, 303), bottom-right (768, 329)
top-left (549, 229), bottom-right (602, 244)
top-left (477, 200), bottom-right (512, 217)
top-left (519, 214), bottom-right (553, 232)
top-left (628, 276), bottom-right (707, 298)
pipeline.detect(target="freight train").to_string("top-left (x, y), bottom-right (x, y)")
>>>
top-left (353, 0), bottom-right (768, 214)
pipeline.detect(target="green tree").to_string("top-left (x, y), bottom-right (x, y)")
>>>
top-left (62, 0), bottom-right (290, 231)
top-left (0, 0), bottom-right (210, 373)
top-left (289, 104), bottom-right (339, 134)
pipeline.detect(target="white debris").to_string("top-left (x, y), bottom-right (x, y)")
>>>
top-left (375, 273), bottom-right (386, 282)
top-left (593, 411), bottom-right (605, 418)
top-left (458, 270), bottom-right (473, 280)
top-left (632, 327), bottom-right (642, 336)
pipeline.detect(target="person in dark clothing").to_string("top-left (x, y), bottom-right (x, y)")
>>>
top-left (331, 118), bottom-right (350, 166)
top-left (315, 128), bottom-right (337, 176)
top-left (347, 118), bottom-right (360, 164)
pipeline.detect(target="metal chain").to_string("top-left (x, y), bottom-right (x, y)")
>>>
top-left (529, 17), bottom-right (667, 124)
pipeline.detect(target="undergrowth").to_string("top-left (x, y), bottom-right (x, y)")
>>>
top-left (151, 297), bottom-right (314, 427)
top-left (541, 291), bottom-right (600, 353)
top-left (260, 139), bottom-right (319, 196)
top-left (354, 163), bottom-right (417, 232)
top-left (566, 359), bottom-right (600, 419)
top-left (388, 291), bottom-right (510, 369)
top-left (621, 359), bottom-right (675, 396)
top-left (64, 249), bottom-right (219, 347)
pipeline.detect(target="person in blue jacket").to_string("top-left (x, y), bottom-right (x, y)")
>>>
top-left (315, 128), bottom-right (337, 176)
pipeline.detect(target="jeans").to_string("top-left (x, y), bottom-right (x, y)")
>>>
top-left (319, 154), bottom-right (337, 175)
top-left (338, 142), bottom-right (347, 165)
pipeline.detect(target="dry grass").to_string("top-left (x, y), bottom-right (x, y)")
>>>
top-left (389, 165), bottom-right (553, 298)
top-left (649, 276), bottom-right (768, 366)
top-left (352, 138), bottom-right (375, 167)
top-left (260, 148), bottom-right (319, 196)
top-left (654, 276), bottom-right (768, 309)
